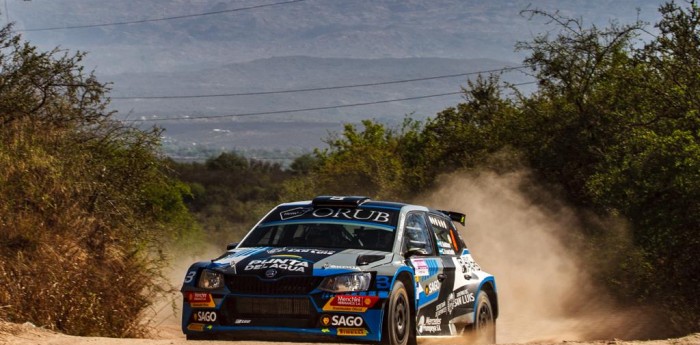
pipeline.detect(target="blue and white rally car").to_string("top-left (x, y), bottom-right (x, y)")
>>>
top-left (181, 196), bottom-right (498, 344)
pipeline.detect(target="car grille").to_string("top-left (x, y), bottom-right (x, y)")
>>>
top-left (220, 296), bottom-right (315, 327)
top-left (225, 275), bottom-right (323, 295)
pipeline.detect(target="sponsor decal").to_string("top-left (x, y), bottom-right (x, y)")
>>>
top-left (445, 289), bottom-right (475, 315)
top-left (455, 289), bottom-right (476, 305)
top-left (456, 256), bottom-right (480, 279)
top-left (210, 257), bottom-right (238, 273)
top-left (266, 204), bottom-right (397, 226)
top-left (438, 241), bottom-right (453, 249)
top-left (411, 258), bottom-right (430, 276)
top-left (187, 323), bottom-right (205, 332)
top-left (311, 208), bottom-right (391, 223)
top-left (192, 311), bottom-right (217, 323)
top-left (418, 315), bottom-right (442, 334)
top-left (447, 293), bottom-right (455, 314)
top-left (321, 263), bottom-right (360, 270)
top-left (234, 319), bottom-right (251, 324)
top-left (425, 280), bottom-right (441, 296)
top-left (268, 247), bottom-right (336, 255)
top-left (323, 295), bottom-right (379, 312)
top-left (337, 328), bottom-right (368, 336)
top-left (441, 248), bottom-right (456, 255)
top-left (212, 248), bottom-right (276, 272)
top-left (320, 315), bottom-right (332, 326)
top-left (320, 314), bottom-right (365, 327)
top-left (244, 257), bottom-right (309, 273)
top-left (280, 207), bottom-right (312, 220)
top-left (435, 301), bottom-right (447, 318)
top-left (428, 216), bottom-right (448, 230)
top-left (321, 328), bottom-right (330, 333)
top-left (186, 292), bottom-right (216, 308)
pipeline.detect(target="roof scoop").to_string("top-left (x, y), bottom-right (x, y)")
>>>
top-left (313, 196), bottom-right (370, 208)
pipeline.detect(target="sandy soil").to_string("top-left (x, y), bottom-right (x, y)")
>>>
top-left (0, 322), bottom-right (698, 345)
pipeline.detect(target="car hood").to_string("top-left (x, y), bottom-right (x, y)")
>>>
top-left (208, 246), bottom-right (391, 278)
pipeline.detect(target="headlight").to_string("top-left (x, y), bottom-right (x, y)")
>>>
top-left (319, 273), bottom-right (371, 293)
top-left (197, 269), bottom-right (223, 289)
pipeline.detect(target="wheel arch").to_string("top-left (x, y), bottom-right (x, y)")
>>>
top-left (477, 278), bottom-right (499, 319)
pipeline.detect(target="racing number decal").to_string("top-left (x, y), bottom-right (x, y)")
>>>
top-left (375, 276), bottom-right (390, 290)
top-left (184, 271), bottom-right (196, 284)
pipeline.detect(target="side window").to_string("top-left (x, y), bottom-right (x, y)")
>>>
top-left (450, 225), bottom-right (467, 253)
top-left (427, 214), bottom-right (459, 255)
top-left (402, 212), bottom-right (434, 256)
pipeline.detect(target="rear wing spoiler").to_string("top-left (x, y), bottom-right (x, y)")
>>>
top-left (438, 210), bottom-right (466, 226)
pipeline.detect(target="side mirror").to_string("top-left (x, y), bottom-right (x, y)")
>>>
top-left (226, 242), bottom-right (239, 250)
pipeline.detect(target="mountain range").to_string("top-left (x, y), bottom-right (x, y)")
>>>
top-left (7, 0), bottom-right (668, 158)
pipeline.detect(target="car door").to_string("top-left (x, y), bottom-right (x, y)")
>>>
top-left (428, 212), bottom-right (481, 334)
top-left (402, 211), bottom-right (451, 336)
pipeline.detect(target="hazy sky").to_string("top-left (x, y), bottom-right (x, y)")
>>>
top-left (6, 0), bottom-right (667, 75)
top-left (1, 1), bottom-right (672, 151)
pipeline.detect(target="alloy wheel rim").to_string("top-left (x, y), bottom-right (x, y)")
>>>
top-left (478, 304), bottom-right (492, 328)
top-left (394, 294), bottom-right (407, 340)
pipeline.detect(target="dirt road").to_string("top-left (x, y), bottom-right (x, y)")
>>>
top-left (1, 321), bottom-right (698, 345)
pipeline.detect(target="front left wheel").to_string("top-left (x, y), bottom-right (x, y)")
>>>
top-left (384, 280), bottom-right (416, 345)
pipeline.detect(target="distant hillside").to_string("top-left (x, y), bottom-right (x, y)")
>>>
top-left (108, 56), bottom-right (527, 154)
top-left (6, 0), bottom-right (668, 157)
top-left (12, 0), bottom-right (666, 74)
top-left (108, 56), bottom-right (525, 121)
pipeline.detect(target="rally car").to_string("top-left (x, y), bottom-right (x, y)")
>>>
top-left (181, 196), bottom-right (498, 345)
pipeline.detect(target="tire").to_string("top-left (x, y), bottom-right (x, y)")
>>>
top-left (384, 280), bottom-right (416, 345)
top-left (466, 292), bottom-right (496, 344)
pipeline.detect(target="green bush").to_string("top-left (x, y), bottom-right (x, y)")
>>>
top-left (0, 25), bottom-right (199, 336)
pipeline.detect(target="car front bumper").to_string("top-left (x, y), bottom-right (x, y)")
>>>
top-left (181, 290), bottom-right (390, 342)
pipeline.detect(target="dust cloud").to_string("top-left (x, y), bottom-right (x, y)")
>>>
top-left (143, 245), bottom-right (227, 339)
top-left (418, 170), bottom-right (657, 343)
top-left (145, 170), bottom-right (659, 343)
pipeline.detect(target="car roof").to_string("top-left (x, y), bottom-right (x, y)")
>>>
top-left (277, 198), bottom-right (421, 211)
top-left (277, 196), bottom-right (465, 226)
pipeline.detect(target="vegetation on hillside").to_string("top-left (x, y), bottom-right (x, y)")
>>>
top-left (281, 1), bottom-right (700, 333)
top-left (0, 25), bottom-right (198, 336)
top-left (168, 152), bottom-right (291, 244)
top-left (0, 0), bottom-right (698, 338)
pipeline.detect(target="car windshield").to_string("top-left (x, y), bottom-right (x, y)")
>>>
top-left (240, 221), bottom-right (395, 252)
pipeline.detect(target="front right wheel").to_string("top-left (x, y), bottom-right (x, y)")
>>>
top-left (384, 280), bottom-right (416, 345)
top-left (466, 291), bottom-right (496, 344)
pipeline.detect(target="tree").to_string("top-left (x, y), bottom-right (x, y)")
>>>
top-left (585, 1), bottom-right (700, 329)
top-left (311, 119), bottom-right (422, 199)
top-left (514, 9), bottom-right (644, 207)
top-left (514, 2), bottom-right (700, 331)
top-left (417, 75), bottom-right (519, 189)
top-left (0, 25), bottom-right (198, 336)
